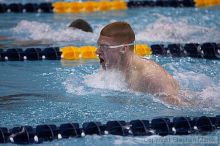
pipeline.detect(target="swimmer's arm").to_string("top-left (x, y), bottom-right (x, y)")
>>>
top-left (163, 94), bottom-right (196, 106)
top-left (140, 69), bottom-right (186, 106)
top-left (0, 36), bottom-right (13, 41)
top-left (146, 79), bottom-right (186, 106)
top-left (0, 36), bottom-right (51, 48)
top-left (15, 39), bottom-right (51, 47)
top-left (160, 94), bottom-right (185, 106)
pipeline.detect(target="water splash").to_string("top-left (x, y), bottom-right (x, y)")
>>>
top-left (62, 77), bottom-right (87, 96)
top-left (84, 69), bottom-right (129, 92)
top-left (136, 15), bottom-right (219, 43)
top-left (11, 17), bottom-right (220, 45)
top-left (175, 71), bottom-right (214, 90)
top-left (61, 67), bottom-right (129, 96)
top-left (12, 20), bottom-right (98, 44)
top-left (174, 71), bottom-right (220, 110)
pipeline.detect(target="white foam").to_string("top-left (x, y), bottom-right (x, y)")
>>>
top-left (200, 85), bottom-right (220, 99)
top-left (196, 84), bottom-right (220, 109)
top-left (62, 69), bottom-right (130, 96)
top-left (62, 78), bottom-right (86, 96)
top-left (136, 15), bottom-right (219, 43)
top-left (174, 71), bottom-right (220, 110)
top-left (84, 69), bottom-right (129, 92)
top-left (11, 17), bottom-right (220, 45)
top-left (12, 20), bottom-right (98, 44)
top-left (175, 71), bottom-right (214, 89)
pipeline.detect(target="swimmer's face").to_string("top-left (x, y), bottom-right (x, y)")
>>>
top-left (97, 36), bottom-right (122, 70)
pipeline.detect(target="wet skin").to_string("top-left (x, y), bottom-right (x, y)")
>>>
top-left (96, 35), bottom-right (187, 106)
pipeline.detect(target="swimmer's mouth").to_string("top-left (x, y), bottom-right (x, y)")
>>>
top-left (99, 56), bottom-right (106, 69)
top-left (99, 57), bottom-right (104, 64)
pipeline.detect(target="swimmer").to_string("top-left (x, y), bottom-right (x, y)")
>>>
top-left (69, 19), bottom-right (93, 33)
top-left (96, 22), bottom-right (186, 106)
top-left (0, 19), bottom-right (93, 48)
top-left (14, 19), bottom-right (93, 46)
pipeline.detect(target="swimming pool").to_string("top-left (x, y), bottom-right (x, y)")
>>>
top-left (0, 3), bottom-right (220, 146)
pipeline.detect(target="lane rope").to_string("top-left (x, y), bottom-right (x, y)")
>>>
top-left (1, 115), bottom-right (220, 144)
top-left (0, 0), bottom-right (220, 14)
top-left (0, 42), bottom-right (219, 61)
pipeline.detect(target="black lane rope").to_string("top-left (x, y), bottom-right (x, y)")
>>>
top-left (0, 42), bottom-right (219, 61)
top-left (127, 0), bottom-right (195, 8)
top-left (0, 0), bottom-right (198, 14)
top-left (0, 3), bottom-right (52, 13)
top-left (0, 115), bottom-right (220, 144)
top-left (151, 42), bottom-right (220, 59)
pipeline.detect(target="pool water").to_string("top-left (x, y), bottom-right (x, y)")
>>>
top-left (0, 4), bottom-right (220, 146)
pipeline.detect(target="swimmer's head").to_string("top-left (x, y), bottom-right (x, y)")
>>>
top-left (69, 19), bottom-right (93, 33)
top-left (99, 21), bottom-right (135, 45)
top-left (97, 22), bottom-right (135, 70)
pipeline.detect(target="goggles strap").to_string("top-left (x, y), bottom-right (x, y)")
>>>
top-left (108, 42), bottom-right (135, 49)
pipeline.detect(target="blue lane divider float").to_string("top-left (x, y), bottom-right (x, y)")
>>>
top-left (0, 3), bottom-right (52, 13)
top-left (0, 115), bottom-right (220, 144)
top-left (0, 42), bottom-right (219, 61)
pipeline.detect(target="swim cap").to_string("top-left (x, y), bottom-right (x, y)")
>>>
top-left (69, 19), bottom-right (93, 33)
top-left (100, 22), bottom-right (135, 44)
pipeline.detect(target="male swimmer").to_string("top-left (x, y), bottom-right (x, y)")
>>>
top-left (96, 22), bottom-right (186, 106)
top-left (69, 19), bottom-right (93, 33)
top-left (0, 19), bottom-right (93, 48)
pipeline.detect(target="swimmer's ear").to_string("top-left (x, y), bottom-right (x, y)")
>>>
top-left (119, 46), bottom-right (129, 54)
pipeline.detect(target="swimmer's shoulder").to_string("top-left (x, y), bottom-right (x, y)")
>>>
top-left (137, 56), bottom-right (162, 71)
